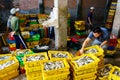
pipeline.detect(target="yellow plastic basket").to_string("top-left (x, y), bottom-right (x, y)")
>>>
top-left (14, 49), bottom-right (33, 56)
top-left (0, 57), bottom-right (19, 74)
top-left (24, 52), bottom-right (48, 67)
top-left (41, 59), bottom-right (70, 76)
top-left (84, 45), bottom-right (104, 57)
top-left (43, 72), bottom-right (70, 80)
top-left (73, 72), bottom-right (96, 80)
top-left (75, 21), bottom-right (85, 25)
top-left (98, 64), bottom-right (113, 80)
top-left (38, 14), bottom-right (49, 19)
top-left (75, 26), bottom-right (85, 30)
top-left (26, 71), bottom-right (42, 78)
top-left (83, 76), bottom-right (97, 80)
top-left (109, 66), bottom-right (120, 80)
top-left (74, 24), bottom-right (85, 28)
top-left (0, 69), bottom-right (19, 80)
top-left (29, 14), bottom-right (37, 17)
top-left (106, 50), bottom-right (116, 55)
top-left (108, 10), bottom-right (115, 16)
top-left (0, 54), bottom-right (13, 62)
top-left (48, 50), bottom-right (73, 60)
top-left (70, 54), bottom-right (99, 71)
top-left (70, 66), bottom-right (97, 76)
top-left (27, 76), bottom-right (43, 80)
top-left (25, 66), bottom-right (42, 73)
top-left (111, 2), bottom-right (117, 4)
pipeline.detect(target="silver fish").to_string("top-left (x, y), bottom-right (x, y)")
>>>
top-left (44, 61), bottom-right (64, 71)
top-left (113, 69), bottom-right (120, 77)
top-left (84, 48), bottom-right (98, 54)
top-left (75, 56), bottom-right (94, 67)
top-left (26, 55), bottom-right (45, 61)
top-left (52, 52), bottom-right (68, 58)
top-left (0, 60), bottom-right (15, 70)
top-left (0, 56), bottom-right (10, 61)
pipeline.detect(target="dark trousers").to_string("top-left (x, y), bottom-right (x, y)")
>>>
top-left (14, 34), bottom-right (27, 49)
top-left (85, 23), bottom-right (92, 31)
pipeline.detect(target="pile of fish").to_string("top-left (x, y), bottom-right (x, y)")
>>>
top-left (0, 56), bottom-right (10, 61)
top-left (26, 55), bottom-right (45, 61)
top-left (84, 48), bottom-right (98, 54)
top-left (52, 52), bottom-right (68, 58)
top-left (44, 61), bottom-right (64, 70)
top-left (0, 60), bottom-right (15, 70)
top-left (113, 69), bottom-right (120, 77)
top-left (98, 65), bottom-right (112, 77)
top-left (16, 50), bottom-right (30, 55)
top-left (34, 45), bottom-right (49, 50)
top-left (75, 56), bottom-right (94, 67)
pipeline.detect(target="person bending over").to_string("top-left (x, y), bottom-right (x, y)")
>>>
top-left (80, 27), bottom-right (109, 54)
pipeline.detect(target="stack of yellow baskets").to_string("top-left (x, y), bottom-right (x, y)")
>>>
top-left (69, 54), bottom-right (99, 80)
top-left (97, 64), bottom-right (113, 80)
top-left (74, 21), bottom-right (85, 30)
top-left (41, 50), bottom-right (73, 80)
top-left (24, 52), bottom-right (48, 80)
top-left (0, 54), bottom-right (19, 80)
top-left (41, 59), bottom-right (70, 80)
top-left (98, 64), bottom-right (120, 80)
top-left (84, 45), bottom-right (104, 69)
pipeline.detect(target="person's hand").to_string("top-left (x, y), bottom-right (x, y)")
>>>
top-left (76, 49), bottom-right (84, 56)
top-left (99, 45), bottom-right (103, 49)
top-left (79, 48), bottom-right (84, 54)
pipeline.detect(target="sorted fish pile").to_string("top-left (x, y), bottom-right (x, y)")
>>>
top-left (44, 61), bottom-right (64, 70)
top-left (75, 56), bottom-right (94, 67)
top-left (16, 50), bottom-right (30, 55)
top-left (35, 45), bottom-right (49, 50)
top-left (0, 56), bottom-right (10, 61)
top-left (0, 60), bottom-right (15, 70)
top-left (98, 65), bottom-right (112, 77)
top-left (26, 55), bottom-right (45, 61)
top-left (113, 69), bottom-right (120, 77)
top-left (84, 48), bottom-right (98, 54)
top-left (52, 53), bottom-right (68, 58)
